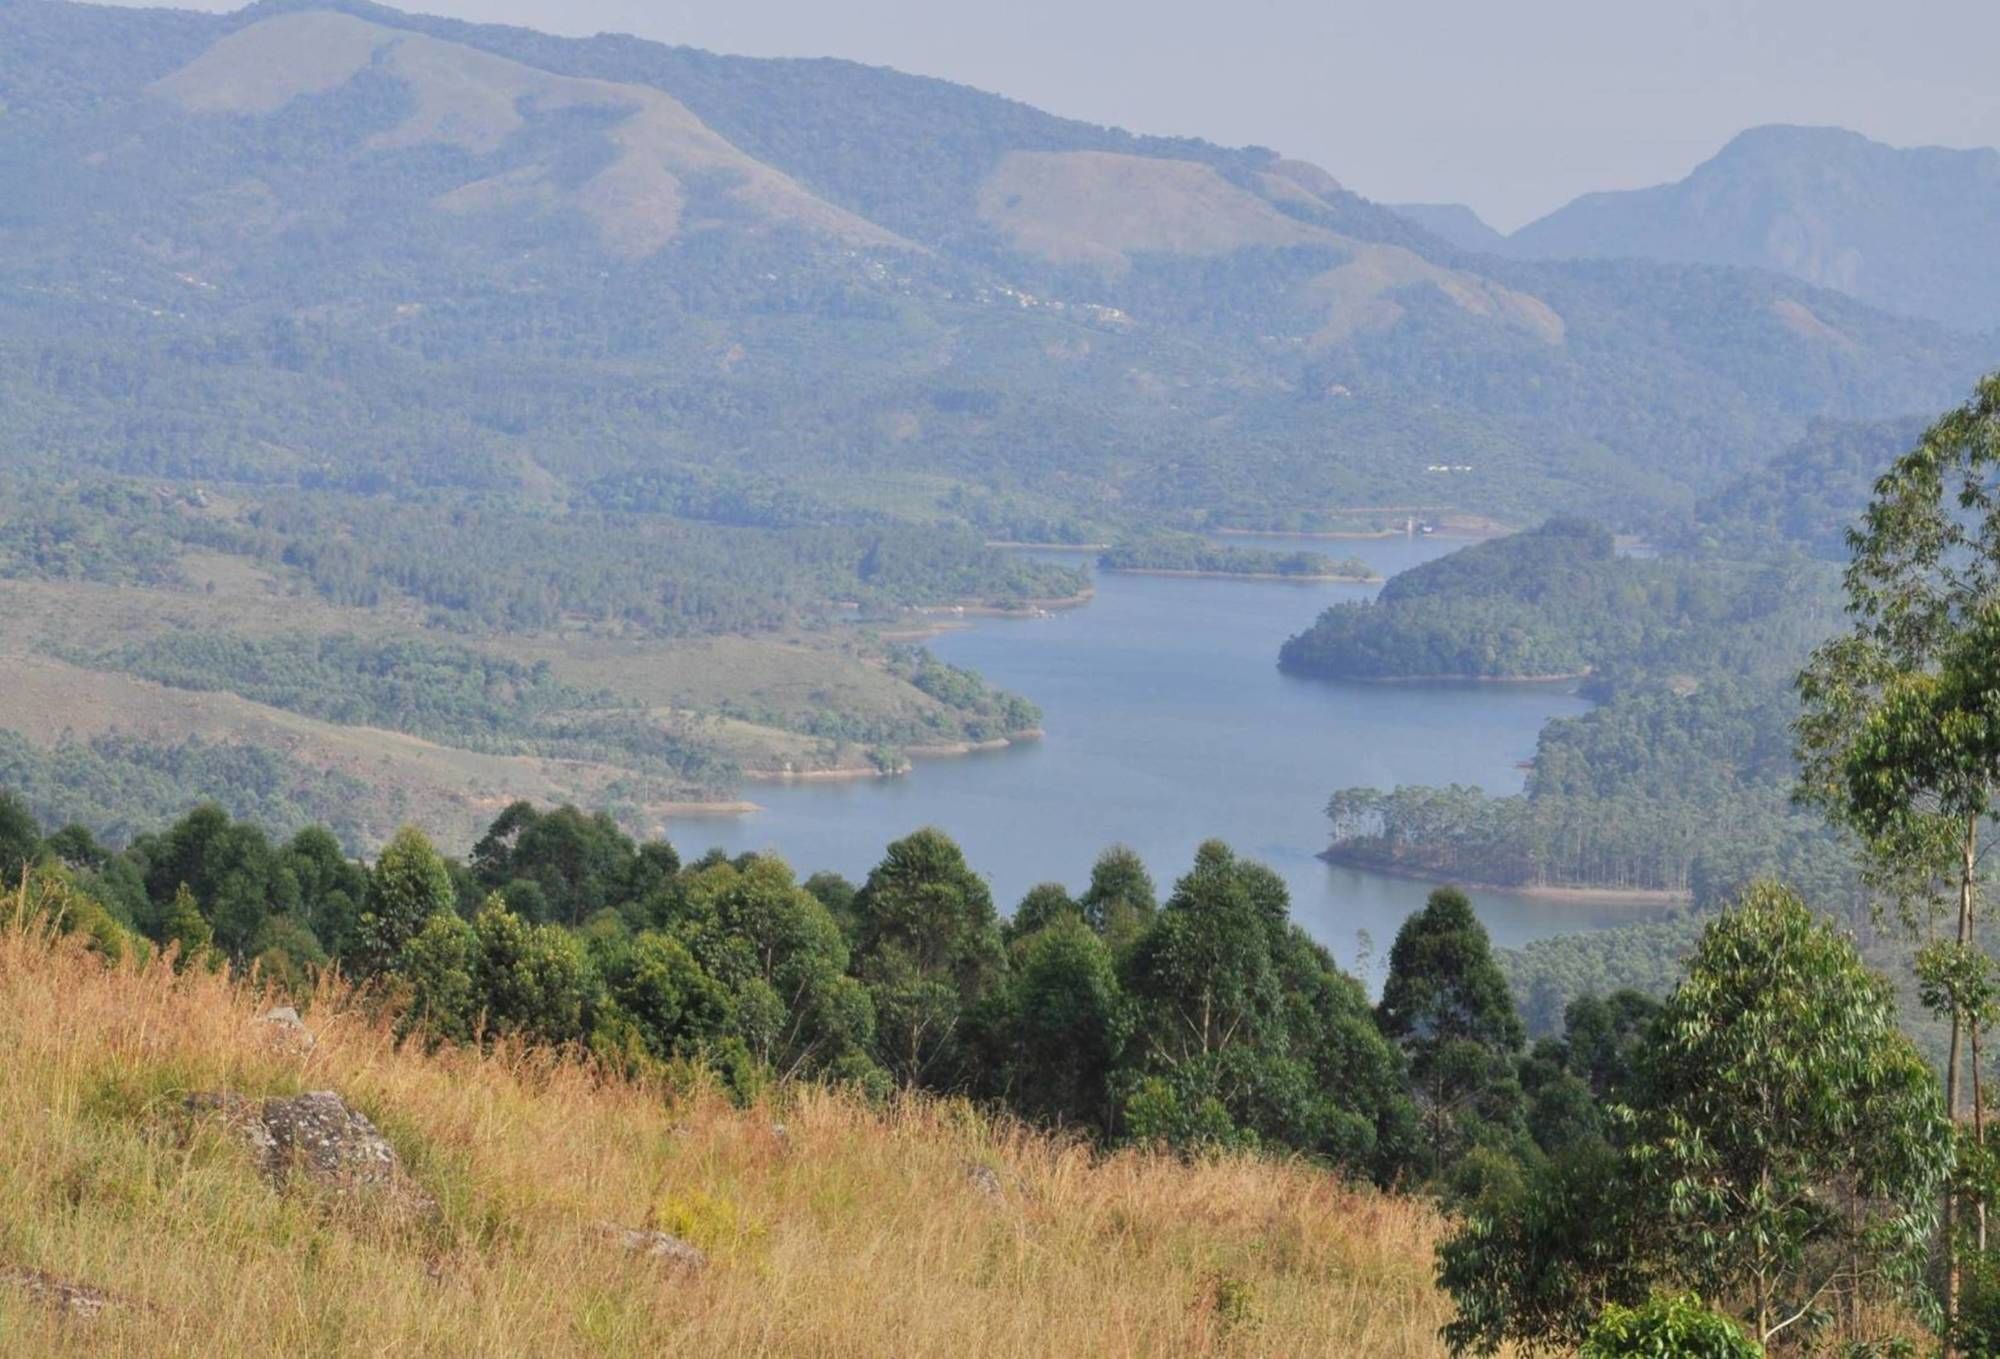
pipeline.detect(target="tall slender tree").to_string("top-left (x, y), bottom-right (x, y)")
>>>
top-left (1797, 373), bottom-right (2000, 1328)
top-left (1377, 886), bottom-right (1525, 1175)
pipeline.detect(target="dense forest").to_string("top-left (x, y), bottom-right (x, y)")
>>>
top-left (0, 475), bottom-right (1087, 636)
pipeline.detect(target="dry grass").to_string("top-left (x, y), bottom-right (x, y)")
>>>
top-left (0, 926), bottom-right (1456, 1356)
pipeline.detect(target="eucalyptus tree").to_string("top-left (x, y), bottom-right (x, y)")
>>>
top-left (1796, 374), bottom-right (2000, 1314)
top-left (1627, 884), bottom-right (1949, 1349)
top-left (1438, 885), bottom-right (1950, 1357)
top-left (1377, 886), bottom-right (1526, 1176)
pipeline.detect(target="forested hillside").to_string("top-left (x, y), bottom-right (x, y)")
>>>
top-left (0, 0), bottom-right (1985, 530)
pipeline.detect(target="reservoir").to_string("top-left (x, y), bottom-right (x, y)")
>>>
top-left (695, 533), bottom-right (1650, 976)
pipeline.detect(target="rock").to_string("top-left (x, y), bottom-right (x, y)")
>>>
top-left (183, 1089), bottom-right (438, 1218)
top-left (0, 1266), bottom-right (124, 1320)
top-left (256, 1005), bottom-right (314, 1048)
top-left (965, 1163), bottom-right (1005, 1199)
top-left (593, 1222), bottom-right (708, 1270)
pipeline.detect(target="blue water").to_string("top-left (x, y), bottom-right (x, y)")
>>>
top-left (691, 534), bottom-right (1647, 978)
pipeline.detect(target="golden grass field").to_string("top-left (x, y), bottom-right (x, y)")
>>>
top-left (0, 923), bottom-right (1457, 1356)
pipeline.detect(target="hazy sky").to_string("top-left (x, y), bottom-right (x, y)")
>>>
top-left (122, 0), bottom-right (2000, 229)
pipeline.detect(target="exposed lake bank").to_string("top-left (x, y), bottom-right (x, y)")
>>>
top-left (1318, 846), bottom-right (1691, 907)
top-left (1101, 566), bottom-right (1382, 584)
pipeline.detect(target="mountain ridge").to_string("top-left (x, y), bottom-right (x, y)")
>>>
top-left (0, 2), bottom-right (1988, 530)
top-left (1505, 123), bottom-right (2000, 332)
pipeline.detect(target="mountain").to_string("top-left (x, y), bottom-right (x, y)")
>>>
top-left (1510, 125), bottom-right (2000, 334)
top-left (0, 2), bottom-right (1989, 531)
top-left (1389, 202), bottom-right (1509, 253)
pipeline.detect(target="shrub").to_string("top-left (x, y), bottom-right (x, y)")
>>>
top-left (1580, 1293), bottom-right (1762, 1358)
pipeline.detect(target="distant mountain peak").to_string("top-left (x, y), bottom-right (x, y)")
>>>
top-left (1388, 203), bottom-right (1508, 254)
top-left (1511, 124), bottom-right (2000, 331)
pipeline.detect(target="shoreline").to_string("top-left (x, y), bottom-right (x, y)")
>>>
top-left (1286, 668), bottom-right (1591, 685)
top-left (984, 540), bottom-right (1111, 552)
top-left (654, 799), bottom-right (761, 817)
top-left (1214, 523), bottom-right (1507, 543)
top-left (1214, 526), bottom-right (1408, 541)
top-left (740, 729), bottom-right (1043, 784)
top-left (883, 589), bottom-right (1095, 641)
top-left (905, 589), bottom-right (1095, 620)
top-left (1100, 566), bottom-right (1381, 584)
top-left (1321, 849), bottom-right (1689, 906)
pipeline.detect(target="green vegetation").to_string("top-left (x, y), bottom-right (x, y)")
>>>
top-left (1304, 525), bottom-right (1850, 904)
top-left (0, 473), bottom-right (1059, 831)
top-left (3, 795), bottom-right (1416, 1179)
top-left (1579, 1294), bottom-right (1762, 1359)
top-left (1441, 886), bottom-right (1946, 1355)
top-left (0, 730), bottom-right (378, 849)
top-left (1681, 417), bottom-right (1924, 561)
top-left (11, 786), bottom-right (1955, 1352)
top-left (1280, 518), bottom-right (1827, 682)
top-left (1098, 533), bottom-right (1370, 579)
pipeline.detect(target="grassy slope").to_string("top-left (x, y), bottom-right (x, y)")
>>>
top-left (0, 925), bottom-right (1453, 1356)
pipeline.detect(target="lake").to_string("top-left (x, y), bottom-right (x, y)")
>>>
top-left (693, 533), bottom-right (1650, 977)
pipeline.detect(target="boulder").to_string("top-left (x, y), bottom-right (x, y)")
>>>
top-left (184, 1089), bottom-right (437, 1218)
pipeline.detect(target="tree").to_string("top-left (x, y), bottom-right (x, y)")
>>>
top-left (397, 911), bottom-right (478, 1046)
top-left (982, 914), bottom-right (1128, 1131)
top-left (282, 825), bottom-right (367, 959)
top-left (1115, 840), bottom-right (1412, 1172)
top-left (1439, 885), bottom-right (1950, 1356)
top-left (0, 792), bottom-right (40, 886)
top-left (1377, 887), bottom-right (1525, 1175)
top-left (1796, 374), bottom-right (2000, 1324)
top-left (471, 802), bottom-right (639, 927)
top-left (852, 828), bottom-right (1006, 1089)
top-left (598, 930), bottom-right (734, 1063)
top-left (1079, 845), bottom-right (1156, 948)
top-left (1006, 881), bottom-right (1080, 942)
top-left (1439, 1138), bottom-right (1651, 1356)
top-left (160, 882), bottom-right (214, 969)
top-left (472, 897), bottom-right (591, 1044)
top-left (134, 805), bottom-right (292, 960)
top-left (1627, 883), bottom-right (1949, 1349)
top-left (356, 825), bottom-right (456, 975)
top-left (681, 854), bottom-right (875, 1080)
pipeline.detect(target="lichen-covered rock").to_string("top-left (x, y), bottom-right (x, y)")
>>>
top-left (593, 1223), bottom-right (708, 1270)
top-left (184, 1089), bottom-right (437, 1218)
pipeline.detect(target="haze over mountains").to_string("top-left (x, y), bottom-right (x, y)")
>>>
top-left (0, 0), bottom-right (1990, 531)
top-left (1402, 126), bottom-right (2000, 335)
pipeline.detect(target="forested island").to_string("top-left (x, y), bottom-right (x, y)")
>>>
top-left (1288, 512), bottom-right (1848, 912)
top-left (1098, 533), bottom-right (1374, 581)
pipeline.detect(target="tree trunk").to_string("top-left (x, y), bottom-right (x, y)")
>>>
top-left (1946, 817), bottom-right (1979, 1352)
